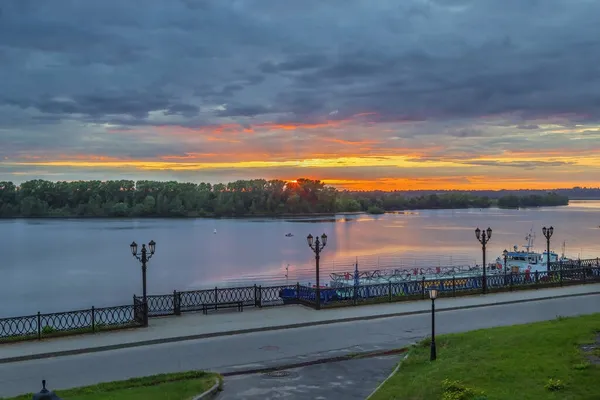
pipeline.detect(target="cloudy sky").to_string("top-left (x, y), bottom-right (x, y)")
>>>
top-left (1, 0), bottom-right (600, 190)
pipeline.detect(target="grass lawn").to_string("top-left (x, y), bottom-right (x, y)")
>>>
top-left (2, 371), bottom-right (220, 400)
top-left (371, 313), bottom-right (600, 400)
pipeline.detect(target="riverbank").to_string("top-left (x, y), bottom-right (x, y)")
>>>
top-left (369, 313), bottom-right (600, 400)
top-left (0, 202), bottom-right (574, 220)
top-left (3, 371), bottom-right (221, 400)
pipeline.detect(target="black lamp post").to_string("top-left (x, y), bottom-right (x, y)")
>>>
top-left (542, 226), bottom-right (554, 273)
top-left (130, 240), bottom-right (156, 308)
top-left (32, 380), bottom-right (62, 400)
top-left (429, 286), bottom-right (438, 361)
top-left (307, 233), bottom-right (327, 310)
top-left (503, 249), bottom-right (508, 285)
top-left (475, 227), bottom-right (492, 294)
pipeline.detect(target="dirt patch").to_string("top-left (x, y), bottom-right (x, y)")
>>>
top-left (580, 333), bottom-right (600, 365)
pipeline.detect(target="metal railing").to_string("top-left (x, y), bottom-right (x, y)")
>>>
top-left (0, 303), bottom-right (145, 343)
top-left (137, 261), bottom-right (600, 316)
top-left (2, 258), bottom-right (599, 344)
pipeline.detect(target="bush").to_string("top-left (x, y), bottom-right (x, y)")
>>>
top-left (366, 206), bottom-right (385, 214)
top-left (573, 362), bottom-right (590, 370)
top-left (544, 378), bottom-right (565, 392)
top-left (441, 379), bottom-right (486, 400)
top-left (41, 325), bottom-right (56, 335)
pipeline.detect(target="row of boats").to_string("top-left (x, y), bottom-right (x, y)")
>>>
top-left (277, 228), bottom-right (598, 304)
top-left (329, 228), bottom-right (574, 287)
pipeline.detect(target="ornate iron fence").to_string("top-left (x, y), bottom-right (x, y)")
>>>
top-left (2, 259), bottom-right (599, 345)
top-left (0, 304), bottom-right (144, 343)
top-left (550, 257), bottom-right (600, 271)
top-left (133, 262), bottom-right (600, 315)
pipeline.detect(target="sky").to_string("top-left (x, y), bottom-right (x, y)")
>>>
top-left (1, 0), bottom-right (600, 191)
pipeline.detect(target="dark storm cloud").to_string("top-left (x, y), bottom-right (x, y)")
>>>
top-left (2, 0), bottom-right (600, 154)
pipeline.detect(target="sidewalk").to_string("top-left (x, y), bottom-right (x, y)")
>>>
top-left (2, 284), bottom-right (599, 363)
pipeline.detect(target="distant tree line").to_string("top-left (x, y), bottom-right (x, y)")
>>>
top-left (496, 193), bottom-right (569, 208)
top-left (0, 179), bottom-right (569, 218)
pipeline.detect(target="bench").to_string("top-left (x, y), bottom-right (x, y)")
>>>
top-left (202, 301), bottom-right (244, 315)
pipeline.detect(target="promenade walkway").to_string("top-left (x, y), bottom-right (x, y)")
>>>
top-left (2, 283), bottom-right (599, 363)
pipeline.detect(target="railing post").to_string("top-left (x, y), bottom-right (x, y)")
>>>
top-left (559, 260), bottom-right (563, 287)
top-left (144, 301), bottom-right (149, 327)
top-left (452, 276), bottom-right (456, 297)
top-left (254, 284), bottom-right (258, 307)
top-left (421, 277), bottom-right (426, 300)
top-left (510, 272), bottom-right (513, 291)
top-left (388, 281), bottom-right (392, 302)
top-left (133, 295), bottom-right (137, 322)
top-left (37, 311), bottom-right (41, 340)
top-left (214, 287), bottom-right (218, 310)
top-left (534, 270), bottom-right (539, 289)
top-left (258, 285), bottom-right (262, 308)
top-left (296, 282), bottom-right (300, 303)
top-left (174, 290), bottom-right (181, 315)
top-left (91, 306), bottom-right (95, 333)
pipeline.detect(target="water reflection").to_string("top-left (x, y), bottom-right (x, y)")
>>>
top-left (1, 201), bottom-right (599, 316)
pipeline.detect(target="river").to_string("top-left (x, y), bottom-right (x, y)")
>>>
top-left (1, 200), bottom-right (599, 317)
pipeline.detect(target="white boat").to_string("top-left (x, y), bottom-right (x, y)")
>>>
top-left (495, 229), bottom-right (570, 273)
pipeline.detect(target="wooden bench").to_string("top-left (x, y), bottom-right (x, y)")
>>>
top-left (202, 301), bottom-right (244, 315)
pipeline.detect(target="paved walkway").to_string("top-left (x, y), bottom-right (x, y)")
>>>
top-left (1, 283), bottom-right (599, 362)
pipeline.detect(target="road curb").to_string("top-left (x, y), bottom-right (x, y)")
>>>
top-left (1, 290), bottom-right (598, 364)
top-left (365, 353), bottom-right (409, 399)
top-left (191, 377), bottom-right (221, 400)
top-left (220, 347), bottom-right (409, 377)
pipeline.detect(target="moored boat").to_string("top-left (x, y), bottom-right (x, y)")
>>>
top-left (494, 229), bottom-right (570, 273)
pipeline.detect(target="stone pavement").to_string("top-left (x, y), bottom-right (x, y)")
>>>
top-left (1, 283), bottom-right (599, 363)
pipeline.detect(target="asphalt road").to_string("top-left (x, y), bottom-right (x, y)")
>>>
top-left (1, 294), bottom-right (598, 397)
top-left (217, 355), bottom-right (400, 400)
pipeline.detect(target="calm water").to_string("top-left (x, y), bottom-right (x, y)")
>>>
top-left (1, 201), bottom-right (600, 317)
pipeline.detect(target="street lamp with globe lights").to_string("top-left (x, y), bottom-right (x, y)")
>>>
top-left (429, 286), bottom-right (438, 361)
top-left (475, 227), bottom-right (492, 294)
top-left (130, 240), bottom-right (156, 311)
top-left (542, 226), bottom-right (554, 273)
top-left (307, 233), bottom-right (327, 310)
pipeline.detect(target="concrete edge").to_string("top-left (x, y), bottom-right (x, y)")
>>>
top-left (190, 377), bottom-right (221, 400)
top-left (220, 347), bottom-right (409, 377)
top-left (365, 353), bottom-right (409, 400)
top-left (1, 290), bottom-right (598, 364)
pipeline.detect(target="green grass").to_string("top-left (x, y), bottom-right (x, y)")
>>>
top-left (1, 371), bottom-right (220, 400)
top-left (370, 313), bottom-right (600, 400)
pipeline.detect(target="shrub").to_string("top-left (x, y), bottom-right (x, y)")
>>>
top-left (573, 362), bottom-right (590, 370)
top-left (544, 378), bottom-right (565, 392)
top-left (441, 379), bottom-right (486, 400)
top-left (366, 206), bottom-right (385, 214)
top-left (41, 325), bottom-right (56, 335)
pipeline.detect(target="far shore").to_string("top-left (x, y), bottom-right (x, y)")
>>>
top-left (0, 202), bottom-right (591, 221)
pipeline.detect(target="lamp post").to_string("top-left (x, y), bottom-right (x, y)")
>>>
top-left (307, 233), bottom-right (327, 310)
top-left (429, 286), bottom-right (438, 361)
top-left (475, 227), bottom-right (492, 294)
top-left (130, 240), bottom-right (156, 308)
top-left (503, 249), bottom-right (508, 285)
top-left (542, 226), bottom-right (554, 273)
